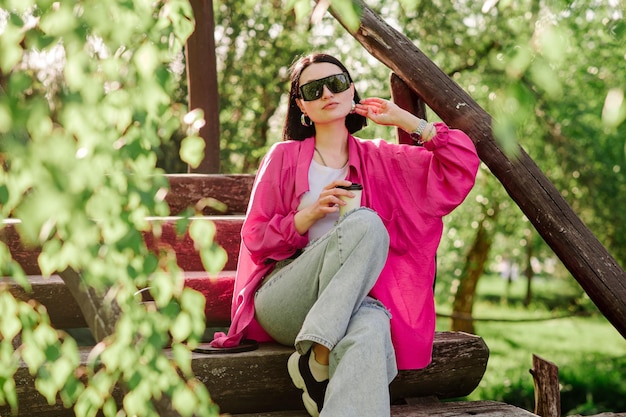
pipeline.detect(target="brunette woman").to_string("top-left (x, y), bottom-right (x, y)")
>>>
top-left (211, 53), bottom-right (480, 417)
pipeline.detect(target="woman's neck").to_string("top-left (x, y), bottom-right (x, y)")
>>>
top-left (313, 123), bottom-right (349, 168)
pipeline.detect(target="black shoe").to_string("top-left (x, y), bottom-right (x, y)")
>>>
top-left (287, 350), bottom-right (329, 417)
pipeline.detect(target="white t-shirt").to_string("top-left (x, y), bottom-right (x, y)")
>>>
top-left (297, 159), bottom-right (348, 241)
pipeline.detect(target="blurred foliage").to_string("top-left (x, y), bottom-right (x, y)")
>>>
top-left (2, 0), bottom-right (625, 414)
top-left (439, 275), bottom-right (626, 414)
top-left (0, 1), bottom-right (219, 415)
top-left (213, 0), bottom-right (626, 270)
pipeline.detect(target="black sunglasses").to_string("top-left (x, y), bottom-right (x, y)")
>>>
top-left (299, 72), bottom-right (351, 101)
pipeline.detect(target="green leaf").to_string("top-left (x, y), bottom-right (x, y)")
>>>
top-left (330, 0), bottom-right (362, 32)
top-left (179, 135), bottom-right (205, 169)
top-left (150, 271), bottom-right (175, 307)
top-left (134, 43), bottom-right (160, 78)
top-left (171, 342), bottom-right (192, 377)
top-left (492, 117), bottom-right (520, 158)
top-left (602, 88), bottom-right (626, 129)
top-left (0, 102), bottom-right (11, 133)
top-left (0, 293), bottom-right (21, 342)
top-left (188, 219), bottom-right (216, 247)
top-left (0, 375), bottom-right (18, 413)
top-left (199, 244), bottom-right (228, 275)
top-left (172, 384), bottom-right (197, 417)
top-left (0, 23), bottom-right (24, 74)
top-left (38, 3), bottom-right (78, 36)
top-left (288, 0), bottom-right (313, 23)
top-left (170, 311), bottom-right (192, 342)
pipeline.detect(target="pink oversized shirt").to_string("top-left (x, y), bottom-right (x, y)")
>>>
top-left (212, 123), bottom-right (479, 370)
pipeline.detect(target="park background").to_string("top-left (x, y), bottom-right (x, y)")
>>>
top-left (163, 1), bottom-right (626, 414)
top-left (1, 0), bottom-right (625, 415)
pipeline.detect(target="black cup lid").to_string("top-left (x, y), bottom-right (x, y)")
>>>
top-left (337, 183), bottom-right (363, 190)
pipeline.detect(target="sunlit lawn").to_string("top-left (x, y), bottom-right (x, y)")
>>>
top-left (436, 274), bottom-right (626, 416)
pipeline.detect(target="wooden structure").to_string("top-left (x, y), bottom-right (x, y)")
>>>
top-left (1, 173), bottom-right (540, 416)
top-left (327, 0), bottom-right (626, 341)
top-left (2, 1), bottom-right (624, 415)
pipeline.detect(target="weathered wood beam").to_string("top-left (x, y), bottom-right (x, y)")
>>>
top-left (5, 272), bottom-right (235, 329)
top-left (186, 0), bottom-right (220, 174)
top-left (234, 401), bottom-right (538, 417)
top-left (2, 216), bottom-right (245, 275)
top-left (0, 333), bottom-right (490, 416)
top-left (165, 174), bottom-right (254, 215)
top-left (530, 355), bottom-right (560, 417)
top-left (328, 0), bottom-right (626, 339)
top-left (389, 73), bottom-right (427, 145)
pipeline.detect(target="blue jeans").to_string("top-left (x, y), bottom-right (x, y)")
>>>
top-left (255, 208), bottom-right (398, 417)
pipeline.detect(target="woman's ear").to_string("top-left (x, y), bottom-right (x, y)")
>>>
top-left (296, 98), bottom-right (305, 113)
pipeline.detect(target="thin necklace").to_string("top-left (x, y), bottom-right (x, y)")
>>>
top-left (314, 147), bottom-right (348, 168)
top-left (314, 147), bottom-right (328, 167)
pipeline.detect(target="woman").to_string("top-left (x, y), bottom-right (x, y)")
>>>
top-left (211, 53), bottom-right (480, 416)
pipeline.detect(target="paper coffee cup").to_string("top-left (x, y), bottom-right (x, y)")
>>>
top-left (337, 183), bottom-right (363, 217)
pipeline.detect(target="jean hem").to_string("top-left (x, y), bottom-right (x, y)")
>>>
top-left (295, 334), bottom-right (334, 355)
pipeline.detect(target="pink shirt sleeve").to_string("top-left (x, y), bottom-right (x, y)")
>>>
top-left (394, 122), bottom-right (479, 217)
top-left (241, 143), bottom-right (309, 265)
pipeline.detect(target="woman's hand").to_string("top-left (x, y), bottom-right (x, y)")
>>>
top-left (355, 98), bottom-right (432, 139)
top-left (354, 98), bottom-right (405, 127)
top-left (294, 179), bottom-right (354, 235)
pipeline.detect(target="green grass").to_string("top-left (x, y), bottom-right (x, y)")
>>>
top-left (436, 274), bottom-right (626, 416)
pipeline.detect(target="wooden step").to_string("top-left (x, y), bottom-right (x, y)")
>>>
top-left (195, 334), bottom-right (489, 413)
top-left (233, 400), bottom-right (537, 416)
top-left (0, 333), bottom-right (490, 416)
top-left (164, 173), bottom-right (254, 215)
top-left (5, 271), bottom-right (236, 328)
top-left (1, 216), bottom-right (244, 275)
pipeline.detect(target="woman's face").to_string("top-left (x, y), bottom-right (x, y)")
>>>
top-left (296, 62), bottom-right (354, 126)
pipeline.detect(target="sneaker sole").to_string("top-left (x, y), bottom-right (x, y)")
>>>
top-left (287, 351), bottom-right (320, 417)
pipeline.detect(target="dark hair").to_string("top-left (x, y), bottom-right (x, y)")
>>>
top-left (283, 53), bottom-right (367, 141)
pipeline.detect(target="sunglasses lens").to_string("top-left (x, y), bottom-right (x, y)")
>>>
top-left (328, 73), bottom-right (350, 93)
top-left (300, 81), bottom-right (323, 101)
top-left (300, 73), bottom-right (350, 101)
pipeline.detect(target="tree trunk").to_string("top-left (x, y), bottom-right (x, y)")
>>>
top-left (524, 239), bottom-right (534, 307)
top-left (186, 0), bottom-right (220, 174)
top-left (451, 216), bottom-right (494, 334)
top-left (327, 0), bottom-right (626, 340)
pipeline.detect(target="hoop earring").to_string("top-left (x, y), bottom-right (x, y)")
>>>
top-left (301, 113), bottom-right (312, 127)
top-left (350, 100), bottom-right (356, 113)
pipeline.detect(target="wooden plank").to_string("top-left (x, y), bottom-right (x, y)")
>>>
top-left (4, 275), bottom-right (87, 328)
top-left (5, 271), bottom-right (236, 329)
top-left (390, 331), bottom-right (488, 401)
top-left (531, 354), bottom-right (560, 417)
top-left (144, 215), bottom-right (244, 271)
top-left (0, 333), bottom-right (489, 416)
top-left (165, 174), bottom-right (254, 215)
top-left (389, 73), bottom-right (427, 145)
top-left (185, 0), bottom-right (220, 174)
top-left (328, 0), bottom-right (626, 340)
top-left (194, 333), bottom-right (488, 414)
top-left (233, 400), bottom-right (537, 416)
top-left (1, 216), bottom-right (244, 275)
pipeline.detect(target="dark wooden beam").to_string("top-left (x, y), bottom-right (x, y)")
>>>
top-left (186, 0), bottom-right (220, 173)
top-left (328, 0), bottom-right (626, 339)
top-left (0, 333), bottom-right (490, 416)
top-left (389, 73), bottom-right (427, 145)
top-left (530, 355), bottom-right (561, 417)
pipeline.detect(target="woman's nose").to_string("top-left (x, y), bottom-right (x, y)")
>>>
top-left (320, 85), bottom-right (334, 99)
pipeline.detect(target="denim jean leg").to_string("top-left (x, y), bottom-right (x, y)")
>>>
top-left (322, 298), bottom-right (397, 417)
top-left (295, 208), bottom-right (390, 354)
top-left (254, 208), bottom-right (390, 353)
